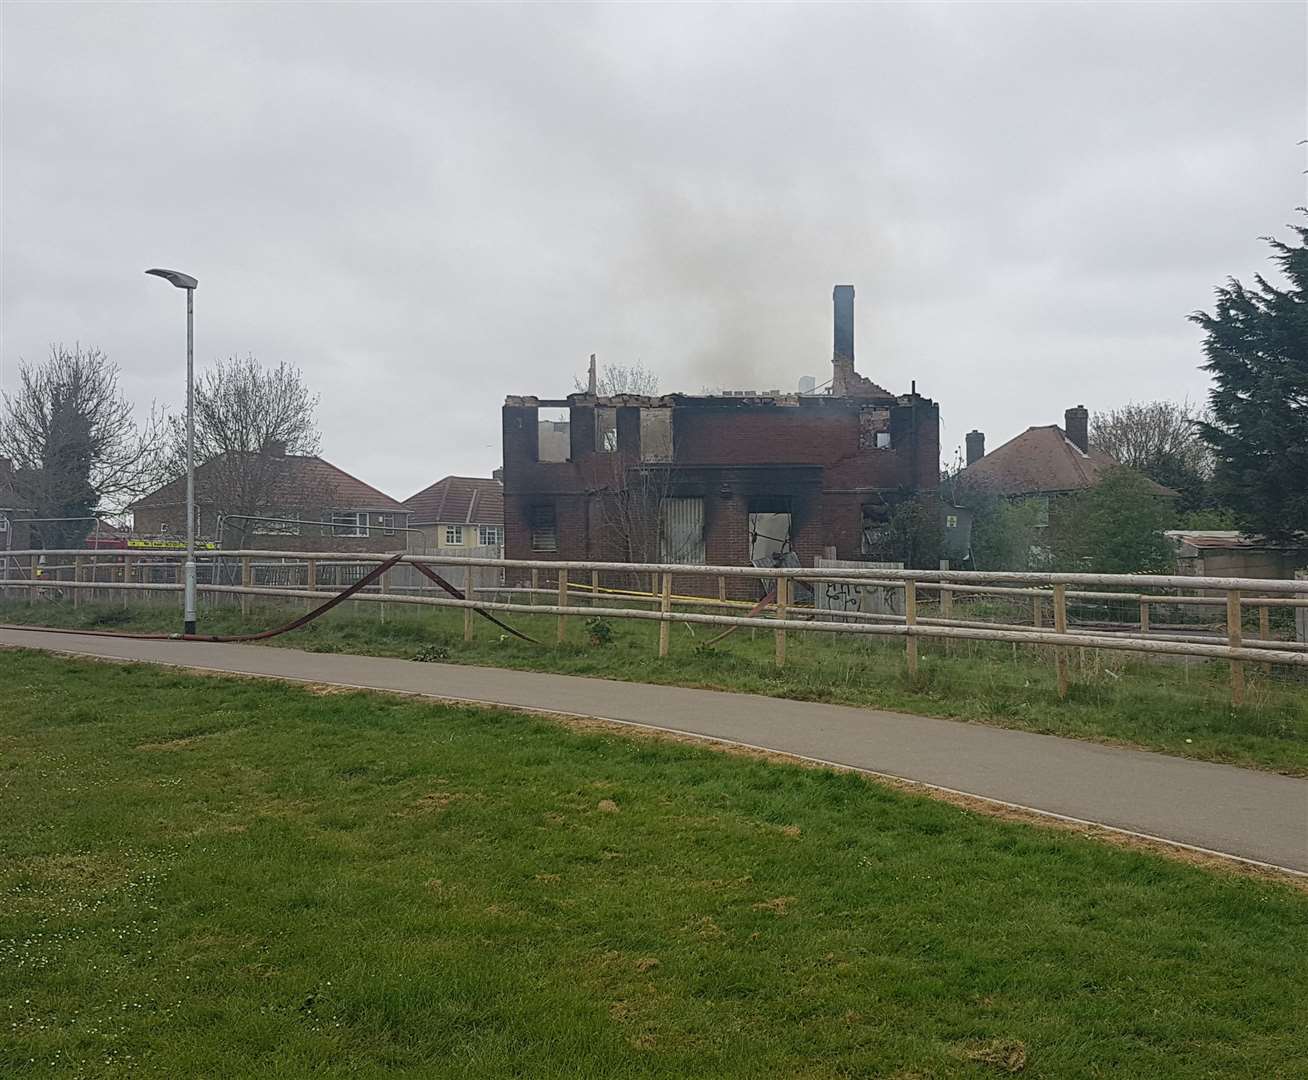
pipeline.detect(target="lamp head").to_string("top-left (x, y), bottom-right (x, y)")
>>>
top-left (145, 268), bottom-right (198, 290)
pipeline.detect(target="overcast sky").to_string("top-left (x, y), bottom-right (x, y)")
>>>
top-left (3, 2), bottom-right (1305, 501)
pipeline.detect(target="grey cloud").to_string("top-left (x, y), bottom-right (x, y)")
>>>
top-left (2, 1), bottom-right (1304, 498)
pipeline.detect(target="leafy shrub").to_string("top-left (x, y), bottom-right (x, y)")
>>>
top-left (585, 617), bottom-right (614, 646)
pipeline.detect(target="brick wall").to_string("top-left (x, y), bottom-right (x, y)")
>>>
top-left (503, 393), bottom-right (941, 582)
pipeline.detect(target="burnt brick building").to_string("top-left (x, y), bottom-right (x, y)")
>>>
top-left (502, 286), bottom-right (939, 593)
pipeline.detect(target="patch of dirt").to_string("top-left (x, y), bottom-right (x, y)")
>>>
top-left (780, 824), bottom-right (802, 838)
top-left (534, 872), bottom-right (561, 884)
top-left (597, 798), bottom-right (620, 813)
top-left (136, 729), bottom-right (239, 751)
top-left (635, 956), bottom-right (659, 973)
top-left (752, 895), bottom-right (796, 916)
top-left (959, 1038), bottom-right (1027, 1073)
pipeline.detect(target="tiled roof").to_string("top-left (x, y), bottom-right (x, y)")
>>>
top-left (402, 476), bottom-right (503, 525)
top-left (129, 453), bottom-right (405, 512)
top-left (958, 425), bottom-right (1176, 497)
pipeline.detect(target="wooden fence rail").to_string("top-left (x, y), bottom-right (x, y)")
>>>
top-left (4, 547), bottom-right (1308, 706)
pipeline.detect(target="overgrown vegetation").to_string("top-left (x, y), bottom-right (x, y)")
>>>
top-left (1193, 213), bottom-right (1308, 541)
top-left (2, 652), bottom-right (1305, 1078)
top-left (4, 597), bottom-right (1304, 774)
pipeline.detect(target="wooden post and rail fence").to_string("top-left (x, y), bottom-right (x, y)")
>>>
top-left (4, 547), bottom-right (1308, 706)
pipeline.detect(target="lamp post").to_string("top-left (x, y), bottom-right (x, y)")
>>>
top-left (146, 268), bottom-right (199, 635)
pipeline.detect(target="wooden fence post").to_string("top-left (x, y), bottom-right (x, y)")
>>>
top-left (1227, 590), bottom-right (1244, 706)
top-left (1258, 603), bottom-right (1272, 673)
top-left (73, 556), bottom-right (83, 608)
top-left (379, 566), bottom-right (389, 622)
top-left (240, 556), bottom-right (252, 616)
top-left (557, 571), bottom-right (568, 644)
top-left (775, 575), bottom-right (788, 668)
top-left (1140, 600), bottom-right (1150, 636)
top-left (1053, 583), bottom-right (1069, 699)
top-left (591, 569), bottom-right (599, 608)
top-left (658, 572), bottom-right (672, 657)
top-left (718, 575), bottom-right (727, 605)
top-left (122, 555), bottom-right (134, 609)
top-left (530, 568), bottom-right (539, 608)
top-left (463, 605), bottom-right (474, 643)
top-left (940, 584), bottom-right (953, 655)
top-left (306, 559), bottom-right (317, 615)
top-left (905, 579), bottom-right (918, 677)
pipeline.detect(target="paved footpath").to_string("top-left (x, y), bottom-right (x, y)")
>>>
top-left (3, 628), bottom-right (1306, 874)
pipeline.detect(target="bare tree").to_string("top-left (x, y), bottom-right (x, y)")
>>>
top-left (574, 359), bottom-right (660, 397)
top-left (168, 356), bottom-right (324, 545)
top-left (1090, 399), bottom-right (1214, 509)
top-left (0, 344), bottom-right (167, 546)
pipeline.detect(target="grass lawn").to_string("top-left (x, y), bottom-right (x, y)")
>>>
top-left (2, 650), bottom-right (1307, 1078)
top-left (3, 596), bottom-right (1306, 775)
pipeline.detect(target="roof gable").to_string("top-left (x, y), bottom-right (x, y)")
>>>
top-left (129, 453), bottom-right (405, 512)
top-left (959, 425), bottom-right (1174, 497)
top-left (402, 476), bottom-right (503, 525)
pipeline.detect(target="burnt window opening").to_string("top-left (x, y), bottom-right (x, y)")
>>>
top-left (748, 499), bottom-right (792, 566)
top-left (595, 406), bottom-right (618, 453)
top-left (859, 407), bottom-right (892, 451)
top-left (639, 408), bottom-right (672, 463)
top-left (529, 504), bottom-right (558, 552)
top-left (860, 502), bottom-right (893, 558)
top-left (538, 409), bottom-right (571, 463)
top-left (658, 497), bottom-right (705, 565)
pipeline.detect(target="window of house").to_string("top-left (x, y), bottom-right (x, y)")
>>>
top-left (860, 503), bottom-right (892, 557)
top-left (1030, 496), bottom-right (1050, 528)
top-left (445, 524), bottom-right (464, 546)
top-left (640, 408), bottom-right (672, 462)
top-left (595, 406), bottom-right (618, 452)
top-left (530, 505), bottom-right (557, 552)
top-left (253, 512), bottom-right (301, 536)
top-left (478, 524), bottom-right (503, 546)
top-left (379, 513), bottom-right (397, 536)
top-left (860, 407), bottom-right (893, 450)
top-left (538, 409), bottom-right (571, 462)
top-left (658, 497), bottom-right (705, 564)
top-left (331, 511), bottom-right (368, 537)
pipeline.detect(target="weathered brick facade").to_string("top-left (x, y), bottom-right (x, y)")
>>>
top-left (503, 392), bottom-right (939, 594)
top-left (502, 287), bottom-right (940, 596)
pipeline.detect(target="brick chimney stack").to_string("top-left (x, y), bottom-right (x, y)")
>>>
top-left (965, 430), bottom-right (985, 466)
top-left (832, 285), bottom-right (855, 396)
top-left (1064, 405), bottom-right (1089, 453)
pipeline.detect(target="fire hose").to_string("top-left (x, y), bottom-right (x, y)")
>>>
top-left (1, 553), bottom-right (540, 646)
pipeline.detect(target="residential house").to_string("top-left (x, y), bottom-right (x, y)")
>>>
top-left (402, 475), bottom-right (504, 553)
top-left (955, 406), bottom-right (1174, 525)
top-left (129, 446), bottom-right (409, 553)
top-left (501, 286), bottom-right (940, 596)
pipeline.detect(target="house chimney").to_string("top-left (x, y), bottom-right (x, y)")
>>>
top-left (1064, 405), bottom-right (1089, 453)
top-left (832, 284), bottom-right (855, 395)
top-left (965, 430), bottom-right (985, 466)
top-left (587, 353), bottom-right (597, 396)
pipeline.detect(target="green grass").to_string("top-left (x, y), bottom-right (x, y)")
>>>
top-left (2, 651), bottom-right (1306, 1078)
top-left (4, 596), bottom-right (1307, 775)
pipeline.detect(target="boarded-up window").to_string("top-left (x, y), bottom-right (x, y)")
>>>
top-left (640, 408), bottom-right (672, 462)
top-left (595, 407), bottom-right (617, 452)
top-left (658, 497), bottom-right (705, 564)
top-left (530, 505), bottom-right (557, 552)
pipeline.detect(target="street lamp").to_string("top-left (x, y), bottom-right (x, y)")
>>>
top-left (145, 268), bottom-right (199, 635)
